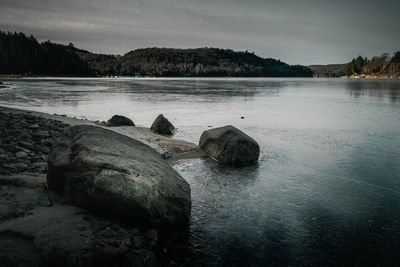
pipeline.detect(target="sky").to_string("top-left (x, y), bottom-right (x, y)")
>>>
top-left (0, 0), bottom-right (399, 65)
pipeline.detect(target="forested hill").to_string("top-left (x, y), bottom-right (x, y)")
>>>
top-left (115, 48), bottom-right (313, 77)
top-left (308, 51), bottom-right (400, 78)
top-left (344, 52), bottom-right (400, 78)
top-left (0, 31), bottom-right (313, 77)
top-left (0, 32), bottom-right (92, 76)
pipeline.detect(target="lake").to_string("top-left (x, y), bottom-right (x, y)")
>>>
top-left (1, 78), bottom-right (400, 266)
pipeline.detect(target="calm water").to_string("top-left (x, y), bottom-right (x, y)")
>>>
top-left (1, 78), bottom-right (400, 266)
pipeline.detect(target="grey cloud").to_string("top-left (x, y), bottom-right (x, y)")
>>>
top-left (0, 0), bottom-right (399, 64)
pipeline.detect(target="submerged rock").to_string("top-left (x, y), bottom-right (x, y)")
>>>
top-left (199, 125), bottom-right (260, 166)
top-left (107, 115), bottom-right (135, 127)
top-left (151, 114), bottom-right (175, 135)
top-left (47, 125), bottom-right (191, 227)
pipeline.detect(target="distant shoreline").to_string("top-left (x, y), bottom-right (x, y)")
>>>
top-left (1, 75), bottom-right (399, 80)
top-left (0, 74), bottom-right (316, 79)
top-left (340, 74), bottom-right (400, 79)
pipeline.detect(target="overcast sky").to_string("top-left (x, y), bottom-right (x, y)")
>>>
top-left (0, 0), bottom-right (399, 65)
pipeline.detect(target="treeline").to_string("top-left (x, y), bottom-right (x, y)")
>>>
top-left (0, 32), bottom-right (92, 75)
top-left (345, 52), bottom-right (400, 77)
top-left (307, 64), bottom-right (347, 78)
top-left (0, 31), bottom-right (313, 77)
top-left (115, 48), bottom-right (312, 77)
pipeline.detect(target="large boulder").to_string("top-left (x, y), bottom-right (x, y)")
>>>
top-left (199, 125), bottom-right (260, 166)
top-left (151, 114), bottom-right (175, 135)
top-left (107, 115), bottom-right (135, 127)
top-left (47, 125), bottom-right (191, 227)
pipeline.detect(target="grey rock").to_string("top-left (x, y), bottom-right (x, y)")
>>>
top-left (15, 151), bottom-right (28, 158)
top-left (19, 141), bottom-right (34, 150)
top-left (17, 146), bottom-right (31, 153)
top-left (3, 163), bottom-right (29, 171)
top-left (150, 114), bottom-right (175, 135)
top-left (199, 125), bottom-right (260, 166)
top-left (33, 130), bottom-right (50, 138)
top-left (28, 124), bottom-right (40, 129)
top-left (0, 154), bottom-right (9, 161)
top-left (107, 115), bottom-right (135, 127)
top-left (47, 125), bottom-right (191, 227)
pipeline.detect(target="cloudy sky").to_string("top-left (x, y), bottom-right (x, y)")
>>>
top-left (0, 0), bottom-right (399, 65)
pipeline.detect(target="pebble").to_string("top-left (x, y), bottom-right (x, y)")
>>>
top-left (33, 130), bottom-right (50, 138)
top-left (3, 163), bottom-right (28, 170)
top-left (15, 151), bottom-right (28, 158)
top-left (39, 195), bottom-right (53, 207)
top-left (28, 124), bottom-right (40, 129)
top-left (19, 141), bottom-right (34, 150)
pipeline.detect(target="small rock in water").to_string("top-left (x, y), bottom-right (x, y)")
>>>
top-left (199, 125), bottom-right (260, 166)
top-left (107, 115), bottom-right (135, 127)
top-left (150, 114), bottom-right (175, 135)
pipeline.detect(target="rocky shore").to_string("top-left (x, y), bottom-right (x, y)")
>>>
top-left (0, 106), bottom-right (200, 266)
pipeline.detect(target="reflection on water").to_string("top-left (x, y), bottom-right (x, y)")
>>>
top-left (1, 78), bottom-right (400, 265)
top-left (345, 79), bottom-right (400, 102)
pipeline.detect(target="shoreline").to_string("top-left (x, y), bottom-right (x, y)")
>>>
top-left (0, 105), bottom-right (201, 266)
top-left (340, 74), bottom-right (400, 79)
top-left (0, 106), bottom-right (202, 164)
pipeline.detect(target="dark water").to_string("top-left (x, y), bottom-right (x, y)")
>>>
top-left (1, 78), bottom-right (400, 266)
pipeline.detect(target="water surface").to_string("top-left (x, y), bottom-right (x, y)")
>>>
top-left (1, 78), bottom-right (400, 266)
